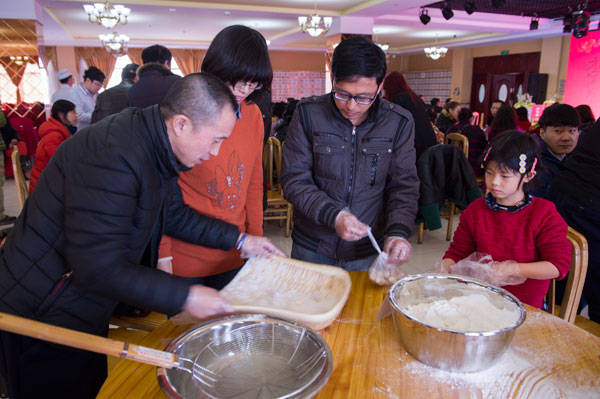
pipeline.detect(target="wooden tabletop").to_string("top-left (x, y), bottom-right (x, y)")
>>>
top-left (98, 272), bottom-right (600, 399)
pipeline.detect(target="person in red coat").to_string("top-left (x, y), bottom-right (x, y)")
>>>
top-left (29, 100), bottom-right (77, 193)
top-left (441, 130), bottom-right (571, 308)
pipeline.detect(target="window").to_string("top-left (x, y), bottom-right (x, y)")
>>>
top-left (106, 54), bottom-right (183, 89)
top-left (0, 58), bottom-right (49, 105)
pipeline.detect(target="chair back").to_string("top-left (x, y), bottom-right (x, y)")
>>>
top-left (471, 112), bottom-right (480, 127)
top-left (11, 147), bottom-right (29, 211)
top-left (444, 133), bottom-right (469, 158)
top-left (547, 227), bottom-right (589, 323)
top-left (263, 137), bottom-right (283, 190)
top-left (9, 116), bottom-right (38, 162)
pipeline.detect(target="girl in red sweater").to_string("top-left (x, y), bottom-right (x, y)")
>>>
top-left (442, 130), bottom-right (571, 308)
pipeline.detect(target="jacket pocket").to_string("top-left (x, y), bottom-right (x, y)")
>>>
top-left (359, 143), bottom-right (393, 187)
top-left (313, 138), bottom-right (345, 181)
top-left (34, 271), bottom-right (72, 318)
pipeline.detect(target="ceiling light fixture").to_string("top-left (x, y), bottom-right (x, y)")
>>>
top-left (9, 55), bottom-right (29, 66)
top-left (529, 14), bottom-right (539, 30)
top-left (464, 1), bottom-right (477, 15)
top-left (298, 1), bottom-right (332, 38)
top-left (99, 32), bottom-right (129, 56)
top-left (83, 1), bottom-right (130, 29)
top-left (419, 8), bottom-right (431, 25)
top-left (572, 10), bottom-right (590, 39)
top-left (424, 36), bottom-right (448, 60)
top-left (441, 3), bottom-right (454, 20)
top-left (492, 0), bottom-right (505, 9)
top-left (563, 9), bottom-right (573, 33)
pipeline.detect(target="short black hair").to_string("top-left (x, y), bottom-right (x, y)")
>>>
top-left (160, 72), bottom-right (237, 128)
top-left (51, 99), bottom-right (75, 120)
top-left (331, 36), bottom-right (386, 85)
top-left (59, 76), bottom-right (71, 84)
top-left (538, 103), bottom-right (580, 129)
top-left (142, 44), bottom-right (172, 65)
top-left (121, 63), bottom-right (139, 81)
top-left (482, 130), bottom-right (541, 192)
top-left (515, 107), bottom-right (529, 121)
top-left (458, 107), bottom-right (473, 123)
top-left (430, 98), bottom-right (440, 106)
top-left (83, 66), bottom-right (105, 83)
top-left (575, 104), bottom-right (595, 124)
top-left (201, 25), bottom-right (272, 103)
top-left (492, 100), bottom-right (505, 106)
top-left (272, 102), bottom-right (286, 119)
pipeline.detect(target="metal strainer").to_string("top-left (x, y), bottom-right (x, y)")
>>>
top-left (157, 314), bottom-right (333, 399)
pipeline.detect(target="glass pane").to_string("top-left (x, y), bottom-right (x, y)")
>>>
top-left (478, 84), bottom-right (485, 103)
top-left (498, 84), bottom-right (508, 102)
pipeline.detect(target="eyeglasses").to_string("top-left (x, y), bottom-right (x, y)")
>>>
top-left (332, 91), bottom-right (377, 105)
top-left (233, 81), bottom-right (263, 92)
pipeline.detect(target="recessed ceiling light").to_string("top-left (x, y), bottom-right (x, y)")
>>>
top-left (169, 8), bottom-right (175, 12)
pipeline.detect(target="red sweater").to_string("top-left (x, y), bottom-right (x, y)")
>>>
top-left (29, 117), bottom-right (70, 193)
top-left (160, 101), bottom-right (264, 277)
top-left (444, 196), bottom-right (571, 308)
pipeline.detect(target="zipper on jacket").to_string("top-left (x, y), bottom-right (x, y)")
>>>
top-left (347, 127), bottom-right (357, 196)
top-left (51, 271), bottom-right (72, 295)
top-left (370, 155), bottom-right (378, 187)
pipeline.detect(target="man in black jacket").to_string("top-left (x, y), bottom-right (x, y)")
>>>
top-left (280, 36), bottom-right (418, 270)
top-left (127, 44), bottom-right (181, 108)
top-left (0, 73), bottom-right (282, 399)
top-left (91, 62), bottom-right (139, 123)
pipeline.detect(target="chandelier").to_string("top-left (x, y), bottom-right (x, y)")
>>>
top-left (424, 46), bottom-right (448, 60)
top-left (9, 55), bottom-right (29, 66)
top-left (99, 32), bottom-right (129, 56)
top-left (298, 1), bottom-right (332, 37)
top-left (83, 1), bottom-right (130, 29)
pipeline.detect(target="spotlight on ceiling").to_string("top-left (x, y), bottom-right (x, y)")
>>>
top-left (530, 15), bottom-right (539, 30)
top-left (441, 3), bottom-right (454, 20)
top-left (464, 1), bottom-right (477, 15)
top-left (572, 10), bottom-right (590, 39)
top-left (491, 0), bottom-right (505, 9)
top-left (419, 8), bottom-right (431, 25)
top-left (563, 11), bottom-right (573, 33)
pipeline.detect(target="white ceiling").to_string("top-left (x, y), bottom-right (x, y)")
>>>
top-left (36, 0), bottom-right (571, 54)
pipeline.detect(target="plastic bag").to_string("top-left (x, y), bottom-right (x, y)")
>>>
top-left (441, 252), bottom-right (526, 286)
top-left (368, 252), bottom-right (407, 286)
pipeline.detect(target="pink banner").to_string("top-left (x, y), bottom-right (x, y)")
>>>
top-left (530, 104), bottom-right (545, 121)
top-left (563, 30), bottom-right (600, 119)
top-left (272, 71), bottom-right (326, 102)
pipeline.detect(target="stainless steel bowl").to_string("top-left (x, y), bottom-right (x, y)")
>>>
top-left (157, 314), bottom-right (333, 399)
top-left (388, 274), bottom-right (526, 373)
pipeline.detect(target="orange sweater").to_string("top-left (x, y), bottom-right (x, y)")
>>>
top-left (160, 101), bottom-right (264, 277)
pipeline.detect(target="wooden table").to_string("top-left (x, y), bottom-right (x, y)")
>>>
top-left (98, 272), bottom-right (600, 399)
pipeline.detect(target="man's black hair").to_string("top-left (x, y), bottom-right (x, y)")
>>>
top-left (458, 107), bottom-right (473, 123)
top-left (160, 72), bottom-right (237, 128)
top-left (331, 36), bottom-right (386, 85)
top-left (141, 44), bottom-right (172, 65)
top-left (83, 66), bottom-right (105, 83)
top-left (538, 103), bottom-right (580, 129)
top-left (515, 107), bottom-right (529, 122)
top-left (430, 98), bottom-right (440, 106)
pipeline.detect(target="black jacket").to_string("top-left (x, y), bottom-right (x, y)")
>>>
top-left (0, 106), bottom-right (239, 335)
top-left (281, 94), bottom-right (419, 260)
top-left (91, 79), bottom-right (135, 123)
top-left (417, 144), bottom-right (482, 230)
top-left (126, 63), bottom-right (181, 108)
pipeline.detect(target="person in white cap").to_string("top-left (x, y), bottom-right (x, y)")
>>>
top-left (51, 69), bottom-right (75, 104)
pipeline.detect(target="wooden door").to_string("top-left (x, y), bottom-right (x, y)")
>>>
top-left (491, 74), bottom-right (517, 106)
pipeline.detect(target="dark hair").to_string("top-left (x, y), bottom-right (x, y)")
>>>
top-left (201, 25), bottom-right (272, 103)
top-left (515, 107), bottom-right (529, 121)
top-left (457, 107), bottom-right (473, 123)
top-left (538, 103), bottom-right (580, 129)
top-left (331, 36), bottom-right (386, 85)
top-left (575, 104), bottom-right (595, 124)
top-left (382, 71), bottom-right (417, 102)
top-left (272, 102), bottom-right (286, 119)
top-left (141, 44), bottom-right (172, 65)
top-left (51, 99), bottom-right (76, 121)
top-left (59, 76), bottom-right (71, 84)
top-left (430, 98), bottom-right (440, 107)
top-left (482, 130), bottom-right (541, 192)
top-left (83, 66), bottom-right (105, 83)
top-left (492, 99), bottom-right (505, 106)
top-left (445, 101), bottom-right (460, 112)
top-left (160, 72), bottom-right (237, 128)
top-left (489, 105), bottom-right (517, 140)
top-left (121, 63), bottom-right (139, 81)
top-left (283, 99), bottom-right (298, 122)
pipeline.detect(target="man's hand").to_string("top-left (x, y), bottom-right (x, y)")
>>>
top-left (334, 210), bottom-right (368, 241)
top-left (383, 236), bottom-right (413, 266)
top-left (181, 285), bottom-right (234, 321)
top-left (239, 235), bottom-right (286, 258)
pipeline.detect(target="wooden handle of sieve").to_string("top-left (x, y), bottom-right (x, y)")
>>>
top-left (0, 312), bottom-right (178, 368)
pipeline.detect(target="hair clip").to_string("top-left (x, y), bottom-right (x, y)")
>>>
top-left (483, 147), bottom-right (492, 162)
top-left (531, 157), bottom-right (538, 174)
top-left (518, 153), bottom-right (527, 173)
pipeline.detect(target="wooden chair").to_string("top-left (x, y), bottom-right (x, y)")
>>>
top-left (471, 111), bottom-right (480, 127)
top-left (547, 227), bottom-right (589, 324)
top-left (441, 133), bottom-right (470, 241)
top-left (11, 147), bottom-right (29, 211)
top-left (263, 137), bottom-right (293, 237)
top-left (479, 112), bottom-right (485, 129)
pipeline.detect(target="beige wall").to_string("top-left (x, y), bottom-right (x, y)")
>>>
top-left (55, 46), bottom-right (78, 83)
top-left (269, 50), bottom-right (326, 72)
top-left (449, 48), bottom-right (473, 103)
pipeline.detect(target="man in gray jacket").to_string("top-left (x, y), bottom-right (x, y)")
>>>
top-left (281, 36), bottom-right (419, 270)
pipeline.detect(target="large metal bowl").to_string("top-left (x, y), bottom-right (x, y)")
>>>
top-left (388, 274), bottom-right (526, 373)
top-left (157, 314), bottom-right (333, 399)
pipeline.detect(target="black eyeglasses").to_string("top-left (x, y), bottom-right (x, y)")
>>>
top-left (332, 91), bottom-right (377, 105)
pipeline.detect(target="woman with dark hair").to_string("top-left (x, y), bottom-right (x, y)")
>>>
top-left (29, 100), bottom-right (77, 193)
top-left (488, 105), bottom-right (521, 141)
top-left (447, 107), bottom-right (488, 177)
top-left (515, 106), bottom-right (531, 133)
top-left (383, 71), bottom-right (437, 161)
top-left (159, 25), bottom-right (272, 288)
top-left (436, 100), bottom-right (461, 133)
top-left (576, 104), bottom-right (595, 137)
